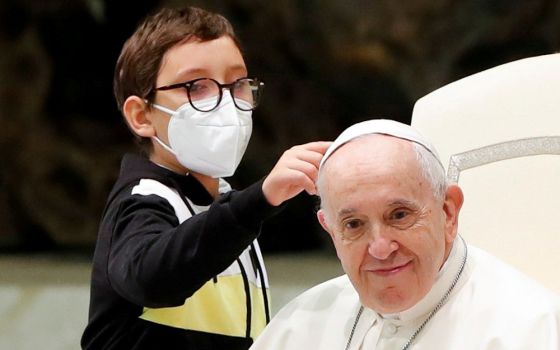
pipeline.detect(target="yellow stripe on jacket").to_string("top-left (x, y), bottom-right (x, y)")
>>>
top-left (140, 274), bottom-right (269, 338)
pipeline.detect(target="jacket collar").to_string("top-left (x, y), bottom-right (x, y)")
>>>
top-left (117, 153), bottom-right (215, 206)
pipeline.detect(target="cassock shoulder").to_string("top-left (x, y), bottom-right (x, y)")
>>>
top-left (251, 275), bottom-right (358, 350)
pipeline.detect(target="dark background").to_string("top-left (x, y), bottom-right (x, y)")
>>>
top-left (1, 0), bottom-right (559, 254)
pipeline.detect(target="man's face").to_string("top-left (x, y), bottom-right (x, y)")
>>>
top-left (317, 135), bottom-right (461, 314)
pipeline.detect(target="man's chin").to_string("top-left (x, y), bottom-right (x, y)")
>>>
top-left (360, 289), bottom-right (418, 314)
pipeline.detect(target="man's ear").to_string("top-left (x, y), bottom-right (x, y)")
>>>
top-left (317, 209), bottom-right (336, 242)
top-left (122, 96), bottom-right (155, 138)
top-left (442, 184), bottom-right (464, 244)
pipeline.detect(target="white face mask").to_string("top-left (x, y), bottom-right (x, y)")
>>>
top-left (151, 92), bottom-right (252, 178)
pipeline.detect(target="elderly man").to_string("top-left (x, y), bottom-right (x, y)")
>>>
top-left (250, 119), bottom-right (560, 349)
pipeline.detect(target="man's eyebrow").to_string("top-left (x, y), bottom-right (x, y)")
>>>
top-left (336, 208), bottom-right (357, 219)
top-left (388, 199), bottom-right (420, 209)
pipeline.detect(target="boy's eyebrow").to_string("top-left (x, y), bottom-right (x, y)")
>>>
top-left (226, 63), bottom-right (248, 73)
top-left (174, 68), bottom-right (207, 81)
top-left (174, 64), bottom-right (248, 82)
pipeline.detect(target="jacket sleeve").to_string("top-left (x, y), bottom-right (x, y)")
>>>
top-left (106, 178), bottom-right (281, 308)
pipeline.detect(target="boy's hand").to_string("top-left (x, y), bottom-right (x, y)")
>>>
top-left (262, 141), bottom-right (332, 206)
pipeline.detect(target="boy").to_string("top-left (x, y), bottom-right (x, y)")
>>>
top-left (81, 6), bottom-right (329, 349)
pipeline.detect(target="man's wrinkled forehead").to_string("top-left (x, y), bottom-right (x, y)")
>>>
top-left (319, 119), bottom-right (442, 170)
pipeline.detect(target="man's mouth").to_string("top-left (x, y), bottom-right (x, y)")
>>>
top-left (369, 261), bottom-right (412, 276)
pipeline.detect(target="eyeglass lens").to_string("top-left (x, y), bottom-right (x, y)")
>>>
top-left (188, 78), bottom-right (261, 112)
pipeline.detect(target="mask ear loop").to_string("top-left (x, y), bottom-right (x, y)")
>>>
top-left (151, 136), bottom-right (190, 176)
top-left (151, 103), bottom-right (176, 115)
top-left (152, 135), bottom-right (176, 156)
top-left (144, 99), bottom-right (176, 115)
top-left (144, 99), bottom-right (184, 170)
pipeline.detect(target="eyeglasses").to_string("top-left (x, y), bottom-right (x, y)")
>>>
top-left (153, 77), bottom-right (264, 112)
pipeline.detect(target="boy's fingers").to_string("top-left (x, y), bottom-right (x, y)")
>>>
top-left (302, 141), bottom-right (332, 152)
top-left (290, 141), bottom-right (332, 154)
top-left (294, 150), bottom-right (324, 166)
top-left (288, 141), bottom-right (332, 166)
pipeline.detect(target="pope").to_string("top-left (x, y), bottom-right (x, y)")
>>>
top-left (250, 119), bottom-right (560, 350)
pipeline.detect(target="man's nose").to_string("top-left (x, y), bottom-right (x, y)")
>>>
top-left (367, 229), bottom-right (399, 260)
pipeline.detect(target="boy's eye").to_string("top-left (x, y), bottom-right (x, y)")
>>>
top-left (189, 83), bottom-right (209, 95)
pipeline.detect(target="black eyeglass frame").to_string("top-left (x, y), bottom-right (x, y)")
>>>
top-left (152, 77), bottom-right (264, 112)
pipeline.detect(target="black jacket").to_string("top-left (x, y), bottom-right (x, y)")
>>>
top-left (81, 154), bottom-right (280, 349)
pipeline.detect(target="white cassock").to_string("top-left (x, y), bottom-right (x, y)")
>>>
top-left (251, 237), bottom-right (560, 349)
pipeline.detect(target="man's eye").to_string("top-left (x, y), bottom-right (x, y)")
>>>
top-left (345, 219), bottom-right (362, 230)
top-left (340, 219), bottom-right (366, 241)
top-left (387, 208), bottom-right (417, 229)
top-left (391, 210), bottom-right (408, 220)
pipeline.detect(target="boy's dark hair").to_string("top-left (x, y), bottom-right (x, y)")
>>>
top-left (113, 6), bottom-right (240, 152)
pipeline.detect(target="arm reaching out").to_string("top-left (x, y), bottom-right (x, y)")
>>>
top-left (262, 141), bottom-right (332, 206)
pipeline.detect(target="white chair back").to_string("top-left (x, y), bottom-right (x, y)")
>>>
top-left (411, 53), bottom-right (560, 294)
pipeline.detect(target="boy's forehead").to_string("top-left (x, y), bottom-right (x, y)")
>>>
top-left (157, 36), bottom-right (246, 83)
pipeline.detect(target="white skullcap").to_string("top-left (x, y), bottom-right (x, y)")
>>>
top-left (320, 119), bottom-right (442, 169)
